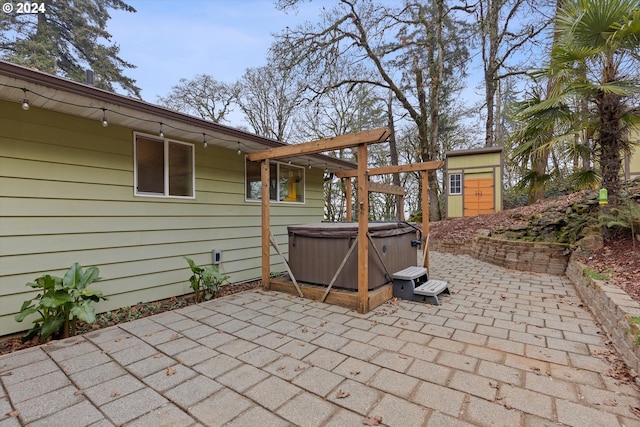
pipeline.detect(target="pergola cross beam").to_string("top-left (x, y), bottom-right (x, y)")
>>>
top-left (335, 160), bottom-right (444, 178)
top-left (248, 127), bottom-right (391, 162)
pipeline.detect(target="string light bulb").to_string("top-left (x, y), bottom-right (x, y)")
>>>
top-left (21, 88), bottom-right (29, 110)
top-left (101, 108), bottom-right (108, 127)
top-left (237, 142), bottom-right (242, 156)
top-left (159, 123), bottom-right (164, 138)
top-left (203, 133), bottom-right (207, 148)
top-left (308, 160), bottom-right (311, 169)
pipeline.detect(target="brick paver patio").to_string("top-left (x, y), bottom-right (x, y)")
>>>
top-left (1, 252), bottom-right (638, 426)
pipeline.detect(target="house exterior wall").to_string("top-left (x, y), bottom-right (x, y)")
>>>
top-left (445, 148), bottom-right (503, 218)
top-left (0, 100), bottom-right (325, 336)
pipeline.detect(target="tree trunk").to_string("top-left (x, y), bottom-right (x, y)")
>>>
top-left (386, 90), bottom-right (402, 219)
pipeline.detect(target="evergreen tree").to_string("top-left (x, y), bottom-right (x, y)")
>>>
top-left (0, 0), bottom-right (141, 97)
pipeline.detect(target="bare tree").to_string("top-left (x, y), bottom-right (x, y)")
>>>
top-left (236, 64), bottom-right (307, 141)
top-left (157, 74), bottom-right (239, 123)
top-left (471, 0), bottom-right (555, 147)
top-left (273, 0), bottom-right (471, 220)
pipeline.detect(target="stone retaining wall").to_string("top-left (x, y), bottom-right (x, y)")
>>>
top-left (565, 256), bottom-right (640, 377)
top-left (431, 235), bottom-right (570, 275)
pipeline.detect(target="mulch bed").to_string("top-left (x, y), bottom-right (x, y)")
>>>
top-left (0, 280), bottom-right (262, 356)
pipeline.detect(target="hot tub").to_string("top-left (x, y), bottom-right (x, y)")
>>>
top-left (287, 222), bottom-right (418, 290)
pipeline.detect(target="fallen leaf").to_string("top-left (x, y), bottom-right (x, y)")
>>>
top-left (171, 334), bottom-right (180, 340)
top-left (301, 327), bottom-right (308, 333)
top-left (74, 389), bottom-right (85, 396)
top-left (504, 402), bottom-right (512, 410)
top-left (398, 354), bottom-right (408, 359)
top-left (336, 389), bottom-right (350, 399)
top-left (153, 353), bottom-right (163, 359)
top-left (350, 370), bottom-right (361, 376)
top-left (362, 415), bottom-right (383, 426)
top-left (177, 358), bottom-right (184, 365)
top-left (7, 409), bottom-right (19, 417)
top-left (630, 405), bottom-right (640, 417)
top-left (115, 337), bottom-right (122, 342)
top-left (0, 372), bottom-right (12, 377)
top-left (110, 391), bottom-right (120, 397)
top-left (294, 366), bottom-right (306, 371)
top-left (277, 366), bottom-right (286, 371)
top-left (603, 399), bottom-right (618, 407)
top-left (166, 367), bottom-right (176, 376)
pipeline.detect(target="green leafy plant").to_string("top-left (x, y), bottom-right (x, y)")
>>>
top-left (15, 263), bottom-right (107, 342)
top-left (185, 257), bottom-right (229, 303)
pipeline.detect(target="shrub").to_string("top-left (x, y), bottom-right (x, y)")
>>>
top-left (15, 263), bottom-right (107, 342)
top-left (185, 257), bottom-right (229, 303)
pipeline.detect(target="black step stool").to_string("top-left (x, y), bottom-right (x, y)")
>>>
top-left (392, 266), bottom-right (450, 305)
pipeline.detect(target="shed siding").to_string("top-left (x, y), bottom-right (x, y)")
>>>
top-left (0, 101), bottom-right (324, 335)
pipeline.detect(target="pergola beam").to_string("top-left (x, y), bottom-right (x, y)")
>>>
top-left (367, 182), bottom-right (406, 196)
top-left (247, 127), bottom-right (391, 162)
top-left (335, 160), bottom-right (444, 178)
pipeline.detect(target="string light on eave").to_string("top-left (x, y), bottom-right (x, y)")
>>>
top-left (308, 160), bottom-right (311, 169)
top-left (21, 88), bottom-right (29, 110)
top-left (101, 108), bottom-right (108, 127)
top-left (237, 141), bottom-right (242, 155)
top-left (203, 133), bottom-right (207, 148)
top-left (159, 122), bottom-right (164, 138)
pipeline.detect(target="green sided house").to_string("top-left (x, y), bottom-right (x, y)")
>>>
top-left (445, 147), bottom-right (504, 218)
top-left (0, 61), bottom-right (355, 337)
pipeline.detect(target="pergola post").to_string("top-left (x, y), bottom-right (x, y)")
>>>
top-left (357, 143), bottom-right (369, 313)
top-left (261, 159), bottom-right (271, 289)
top-left (421, 171), bottom-right (429, 269)
top-left (345, 178), bottom-right (353, 222)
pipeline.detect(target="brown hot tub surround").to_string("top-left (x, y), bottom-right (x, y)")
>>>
top-left (287, 222), bottom-right (418, 290)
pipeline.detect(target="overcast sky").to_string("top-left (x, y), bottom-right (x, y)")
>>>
top-left (108, 0), bottom-right (320, 104)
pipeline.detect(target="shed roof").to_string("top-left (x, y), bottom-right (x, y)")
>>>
top-left (445, 146), bottom-right (503, 157)
top-left (0, 61), bottom-right (356, 172)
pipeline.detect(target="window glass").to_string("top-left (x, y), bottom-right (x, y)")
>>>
top-left (136, 136), bottom-right (164, 194)
top-left (449, 173), bottom-right (462, 195)
top-left (135, 134), bottom-right (194, 198)
top-left (245, 159), bottom-right (304, 203)
top-left (169, 142), bottom-right (193, 196)
top-left (280, 163), bottom-right (304, 202)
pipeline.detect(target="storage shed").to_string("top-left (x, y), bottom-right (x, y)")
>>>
top-left (445, 147), bottom-right (503, 218)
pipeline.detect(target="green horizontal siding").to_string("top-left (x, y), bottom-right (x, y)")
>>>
top-left (0, 100), bottom-right (325, 336)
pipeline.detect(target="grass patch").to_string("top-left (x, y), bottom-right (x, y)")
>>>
top-left (583, 268), bottom-right (610, 281)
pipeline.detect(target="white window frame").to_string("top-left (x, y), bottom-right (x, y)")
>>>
top-left (133, 132), bottom-right (195, 199)
top-left (449, 173), bottom-right (462, 195)
top-left (245, 158), bottom-right (305, 204)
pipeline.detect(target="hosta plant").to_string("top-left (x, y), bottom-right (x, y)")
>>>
top-left (15, 263), bottom-right (107, 342)
top-left (185, 257), bottom-right (229, 303)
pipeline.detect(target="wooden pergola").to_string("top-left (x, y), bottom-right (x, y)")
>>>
top-left (247, 127), bottom-right (443, 314)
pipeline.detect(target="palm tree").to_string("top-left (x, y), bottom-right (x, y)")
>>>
top-left (549, 0), bottom-right (640, 209)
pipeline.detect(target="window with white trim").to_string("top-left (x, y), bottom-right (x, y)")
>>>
top-left (449, 173), bottom-right (462, 195)
top-left (245, 158), bottom-right (305, 203)
top-left (134, 134), bottom-right (195, 198)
